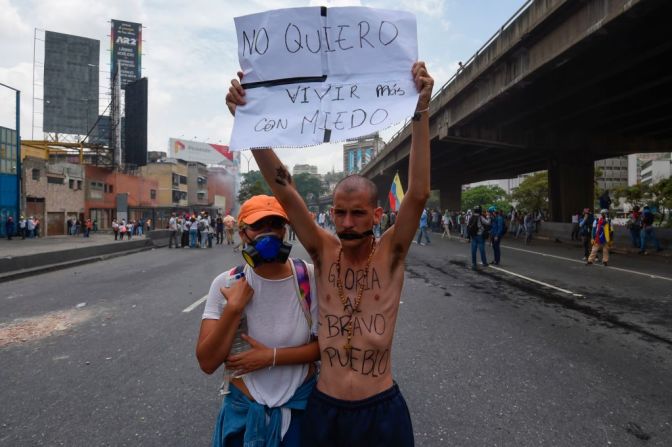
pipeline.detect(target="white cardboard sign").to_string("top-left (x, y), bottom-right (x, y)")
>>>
top-left (230, 7), bottom-right (418, 151)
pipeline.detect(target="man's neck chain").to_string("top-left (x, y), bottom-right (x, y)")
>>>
top-left (336, 237), bottom-right (376, 353)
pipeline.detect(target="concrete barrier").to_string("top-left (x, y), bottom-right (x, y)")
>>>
top-left (0, 238), bottom-right (153, 274)
top-left (147, 229), bottom-right (173, 248)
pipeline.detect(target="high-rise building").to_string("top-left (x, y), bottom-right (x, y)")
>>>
top-left (628, 153), bottom-right (671, 185)
top-left (594, 156), bottom-right (628, 191)
top-left (640, 155), bottom-right (672, 186)
top-left (343, 133), bottom-right (384, 174)
top-left (0, 126), bottom-right (19, 237)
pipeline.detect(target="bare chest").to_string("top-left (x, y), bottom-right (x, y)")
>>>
top-left (315, 257), bottom-right (403, 377)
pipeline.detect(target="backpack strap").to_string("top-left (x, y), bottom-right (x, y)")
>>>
top-left (290, 258), bottom-right (313, 335)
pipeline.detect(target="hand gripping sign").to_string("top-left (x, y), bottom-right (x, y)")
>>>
top-left (229, 7), bottom-right (419, 151)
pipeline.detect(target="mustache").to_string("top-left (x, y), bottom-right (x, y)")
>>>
top-left (337, 230), bottom-right (374, 240)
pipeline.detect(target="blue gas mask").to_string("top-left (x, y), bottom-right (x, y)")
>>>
top-left (242, 234), bottom-right (292, 268)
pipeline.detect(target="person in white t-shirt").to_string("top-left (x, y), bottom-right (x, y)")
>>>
top-left (168, 213), bottom-right (178, 248)
top-left (197, 195), bottom-right (319, 446)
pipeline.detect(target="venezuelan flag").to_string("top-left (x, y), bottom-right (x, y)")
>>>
top-left (388, 173), bottom-right (405, 211)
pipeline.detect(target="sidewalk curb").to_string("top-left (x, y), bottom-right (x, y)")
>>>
top-left (0, 246), bottom-right (155, 283)
top-left (438, 232), bottom-right (671, 258)
top-left (531, 234), bottom-right (671, 257)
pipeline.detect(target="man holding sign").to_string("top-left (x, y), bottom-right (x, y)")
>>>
top-left (226, 60), bottom-right (433, 446)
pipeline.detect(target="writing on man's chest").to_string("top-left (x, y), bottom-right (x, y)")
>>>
top-left (321, 262), bottom-right (390, 376)
top-left (327, 263), bottom-right (381, 291)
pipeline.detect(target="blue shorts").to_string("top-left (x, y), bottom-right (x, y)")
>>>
top-left (301, 383), bottom-right (414, 447)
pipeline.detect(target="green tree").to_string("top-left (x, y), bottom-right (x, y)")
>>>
top-left (293, 172), bottom-right (325, 206)
top-left (612, 183), bottom-right (652, 208)
top-left (511, 172), bottom-right (548, 212)
top-left (651, 177), bottom-right (672, 210)
top-left (323, 171), bottom-right (346, 185)
top-left (650, 178), bottom-right (672, 226)
top-left (237, 170), bottom-right (271, 203)
top-left (461, 185), bottom-right (510, 211)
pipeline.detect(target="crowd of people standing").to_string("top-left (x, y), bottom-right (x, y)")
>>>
top-left (110, 218), bottom-right (151, 240)
top-left (422, 207), bottom-right (543, 246)
top-left (67, 216), bottom-right (100, 237)
top-left (413, 201), bottom-right (665, 270)
top-left (4, 215), bottom-right (42, 240)
top-left (167, 211), bottom-right (241, 249)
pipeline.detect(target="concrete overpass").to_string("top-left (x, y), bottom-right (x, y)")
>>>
top-left (361, 0), bottom-right (671, 221)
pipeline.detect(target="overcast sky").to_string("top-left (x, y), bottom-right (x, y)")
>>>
top-left (1, 0), bottom-right (526, 174)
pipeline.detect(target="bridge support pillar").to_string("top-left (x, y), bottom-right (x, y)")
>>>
top-left (437, 178), bottom-right (462, 211)
top-left (548, 153), bottom-right (594, 222)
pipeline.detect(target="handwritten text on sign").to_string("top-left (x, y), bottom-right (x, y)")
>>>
top-left (229, 7), bottom-right (418, 150)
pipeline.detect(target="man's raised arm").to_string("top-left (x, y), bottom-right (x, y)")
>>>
top-left (388, 62), bottom-right (434, 257)
top-left (251, 148), bottom-right (328, 258)
top-left (225, 73), bottom-right (328, 259)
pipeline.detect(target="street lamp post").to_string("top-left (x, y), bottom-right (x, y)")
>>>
top-left (0, 82), bottom-right (21, 222)
top-left (241, 152), bottom-right (252, 173)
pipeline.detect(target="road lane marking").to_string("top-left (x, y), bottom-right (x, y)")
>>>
top-left (489, 265), bottom-right (584, 298)
top-left (183, 295), bottom-right (208, 313)
top-left (501, 244), bottom-right (672, 282)
top-left (501, 245), bottom-right (585, 264)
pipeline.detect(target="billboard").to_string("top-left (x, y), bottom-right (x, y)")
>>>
top-left (43, 31), bottom-right (100, 135)
top-left (168, 138), bottom-right (238, 167)
top-left (111, 20), bottom-right (142, 89)
top-left (124, 78), bottom-right (148, 167)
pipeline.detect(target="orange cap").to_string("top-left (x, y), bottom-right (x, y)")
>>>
top-left (238, 195), bottom-right (288, 225)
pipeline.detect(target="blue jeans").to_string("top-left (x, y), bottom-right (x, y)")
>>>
top-left (168, 230), bottom-right (178, 248)
top-left (416, 226), bottom-right (430, 244)
top-left (640, 227), bottom-right (661, 251)
top-left (189, 229), bottom-right (198, 248)
top-left (492, 236), bottom-right (501, 264)
top-left (629, 227), bottom-right (641, 248)
top-left (471, 234), bottom-right (487, 266)
top-left (224, 412), bottom-right (303, 447)
top-left (213, 375), bottom-right (315, 447)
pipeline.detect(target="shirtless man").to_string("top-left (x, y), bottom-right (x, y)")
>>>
top-left (223, 213), bottom-right (236, 245)
top-left (226, 61), bottom-right (433, 446)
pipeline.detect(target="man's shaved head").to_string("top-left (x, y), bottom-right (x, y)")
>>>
top-left (334, 174), bottom-right (378, 207)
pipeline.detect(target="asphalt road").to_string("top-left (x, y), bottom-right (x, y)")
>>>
top-left (1, 235), bottom-right (671, 446)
